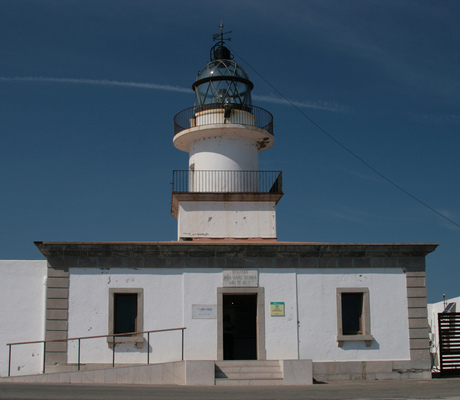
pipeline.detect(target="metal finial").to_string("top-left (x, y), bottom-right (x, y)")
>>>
top-left (213, 22), bottom-right (231, 45)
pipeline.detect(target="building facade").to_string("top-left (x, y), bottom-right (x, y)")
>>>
top-left (0, 34), bottom-right (437, 384)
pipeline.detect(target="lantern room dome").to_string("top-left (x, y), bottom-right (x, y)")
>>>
top-left (192, 46), bottom-right (254, 111)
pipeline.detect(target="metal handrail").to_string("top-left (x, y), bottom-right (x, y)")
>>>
top-left (173, 105), bottom-right (274, 136)
top-left (172, 170), bottom-right (283, 194)
top-left (7, 327), bottom-right (186, 377)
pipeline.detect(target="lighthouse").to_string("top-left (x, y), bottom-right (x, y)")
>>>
top-left (171, 29), bottom-right (283, 240)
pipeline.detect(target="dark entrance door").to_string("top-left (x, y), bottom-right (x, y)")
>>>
top-left (223, 294), bottom-right (257, 360)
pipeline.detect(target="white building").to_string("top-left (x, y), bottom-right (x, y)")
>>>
top-left (0, 36), bottom-right (438, 385)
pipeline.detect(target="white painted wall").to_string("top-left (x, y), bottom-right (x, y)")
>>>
top-left (178, 202), bottom-right (277, 239)
top-left (182, 269), bottom-right (221, 360)
top-left (66, 266), bottom-right (411, 366)
top-left (297, 268), bottom-right (410, 361)
top-left (0, 260), bottom-right (47, 377)
top-left (189, 136), bottom-right (258, 171)
top-left (260, 269), bottom-right (299, 360)
top-left (68, 267), bottom-right (184, 365)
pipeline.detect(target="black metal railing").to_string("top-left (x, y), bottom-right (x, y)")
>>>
top-left (7, 327), bottom-right (186, 376)
top-left (172, 170), bottom-right (282, 194)
top-left (438, 312), bottom-right (460, 376)
top-left (173, 105), bottom-right (274, 136)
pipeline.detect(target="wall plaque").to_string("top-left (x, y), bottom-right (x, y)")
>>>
top-left (270, 302), bottom-right (285, 316)
top-left (223, 269), bottom-right (258, 287)
top-left (192, 304), bottom-right (217, 319)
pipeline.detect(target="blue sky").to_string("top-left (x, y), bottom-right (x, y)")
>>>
top-left (1, 1), bottom-right (459, 303)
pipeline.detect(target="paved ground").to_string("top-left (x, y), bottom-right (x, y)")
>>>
top-left (0, 378), bottom-right (460, 400)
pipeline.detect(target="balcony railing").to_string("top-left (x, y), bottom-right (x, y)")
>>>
top-left (173, 105), bottom-right (274, 136)
top-left (172, 170), bottom-right (282, 194)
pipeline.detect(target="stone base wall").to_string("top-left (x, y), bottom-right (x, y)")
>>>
top-left (313, 360), bottom-right (432, 381)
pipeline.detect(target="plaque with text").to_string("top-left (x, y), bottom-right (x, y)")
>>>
top-left (192, 304), bottom-right (217, 319)
top-left (223, 269), bottom-right (258, 287)
top-left (270, 302), bottom-right (285, 316)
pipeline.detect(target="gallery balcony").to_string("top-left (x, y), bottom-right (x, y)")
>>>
top-left (173, 105), bottom-right (274, 136)
top-left (171, 170), bottom-right (283, 219)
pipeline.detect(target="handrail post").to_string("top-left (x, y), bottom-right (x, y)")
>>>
top-left (112, 336), bottom-right (115, 368)
top-left (147, 332), bottom-right (150, 365)
top-left (78, 339), bottom-right (81, 371)
top-left (182, 329), bottom-right (184, 361)
top-left (8, 344), bottom-right (11, 377)
top-left (43, 342), bottom-right (46, 374)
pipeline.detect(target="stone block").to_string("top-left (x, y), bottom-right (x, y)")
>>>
top-left (76, 257), bottom-right (98, 267)
top-left (318, 258), bottom-right (338, 268)
top-left (45, 330), bottom-right (67, 340)
top-left (47, 288), bottom-right (69, 299)
top-left (226, 257), bottom-right (258, 269)
top-left (353, 258), bottom-right (371, 268)
top-left (121, 257), bottom-right (144, 268)
top-left (47, 277), bottom-right (69, 288)
top-left (408, 297), bottom-right (427, 308)
top-left (364, 361), bottom-right (392, 374)
top-left (407, 287), bottom-right (427, 298)
top-left (149, 364), bottom-right (163, 384)
top-left (184, 361), bottom-right (215, 385)
top-left (392, 359), bottom-right (431, 371)
top-left (69, 372), bottom-right (82, 384)
top-left (93, 369), bottom-right (105, 384)
top-left (128, 366), bottom-right (141, 384)
top-left (407, 308), bottom-right (427, 318)
top-left (406, 276), bottom-right (426, 288)
top-left (313, 362), bottom-right (338, 375)
top-left (143, 256), bottom-right (168, 268)
top-left (46, 320), bottom-right (68, 331)
top-left (45, 341), bottom-right (67, 352)
top-left (81, 370), bottom-right (95, 384)
top-left (298, 257), bottom-right (317, 268)
top-left (46, 310), bottom-right (68, 320)
top-left (400, 257), bottom-right (426, 272)
top-left (409, 318), bottom-right (428, 329)
top-left (97, 257), bottom-right (123, 268)
top-left (410, 349), bottom-right (431, 361)
top-left (104, 368), bottom-right (117, 384)
top-left (409, 328), bottom-right (429, 339)
top-left (46, 299), bottom-right (68, 310)
top-left (45, 352), bottom-right (67, 364)
top-left (116, 367), bottom-right (129, 384)
top-left (184, 257), bottom-right (208, 269)
top-left (282, 359), bottom-right (313, 385)
top-left (410, 338), bottom-right (430, 349)
top-left (274, 257), bottom-right (298, 269)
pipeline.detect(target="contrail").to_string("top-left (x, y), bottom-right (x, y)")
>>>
top-left (0, 76), bottom-right (341, 111)
top-left (0, 76), bottom-right (193, 94)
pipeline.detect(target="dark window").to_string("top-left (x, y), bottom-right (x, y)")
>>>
top-left (114, 293), bottom-right (138, 334)
top-left (341, 293), bottom-right (363, 335)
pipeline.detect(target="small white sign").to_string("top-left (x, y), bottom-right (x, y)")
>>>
top-left (192, 304), bottom-right (217, 319)
top-left (223, 269), bottom-right (258, 287)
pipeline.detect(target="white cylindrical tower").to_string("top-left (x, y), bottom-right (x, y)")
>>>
top-left (171, 35), bottom-right (282, 240)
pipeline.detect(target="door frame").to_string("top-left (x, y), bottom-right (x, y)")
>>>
top-left (217, 287), bottom-right (266, 361)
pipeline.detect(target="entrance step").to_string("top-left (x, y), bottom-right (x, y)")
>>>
top-left (215, 360), bottom-right (283, 386)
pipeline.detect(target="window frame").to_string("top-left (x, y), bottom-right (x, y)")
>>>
top-left (108, 288), bottom-right (144, 348)
top-left (336, 287), bottom-right (373, 347)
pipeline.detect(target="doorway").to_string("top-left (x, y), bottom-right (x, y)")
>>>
top-left (223, 294), bottom-right (257, 360)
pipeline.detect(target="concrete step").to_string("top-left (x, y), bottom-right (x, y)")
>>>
top-left (215, 360), bottom-right (283, 385)
top-left (215, 378), bottom-right (284, 386)
top-left (216, 366), bottom-right (281, 373)
top-left (216, 371), bottom-right (282, 379)
top-left (215, 360), bottom-right (280, 367)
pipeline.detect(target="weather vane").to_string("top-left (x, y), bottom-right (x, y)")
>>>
top-left (213, 22), bottom-right (232, 46)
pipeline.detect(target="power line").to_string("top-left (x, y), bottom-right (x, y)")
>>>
top-left (229, 45), bottom-right (460, 230)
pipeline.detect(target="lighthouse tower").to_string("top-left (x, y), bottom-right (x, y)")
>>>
top-left (171, 29), bottom-right (283, 240)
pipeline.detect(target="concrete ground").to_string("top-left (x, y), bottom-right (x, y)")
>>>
top-left (0, 378), bottom-right (460, 400)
